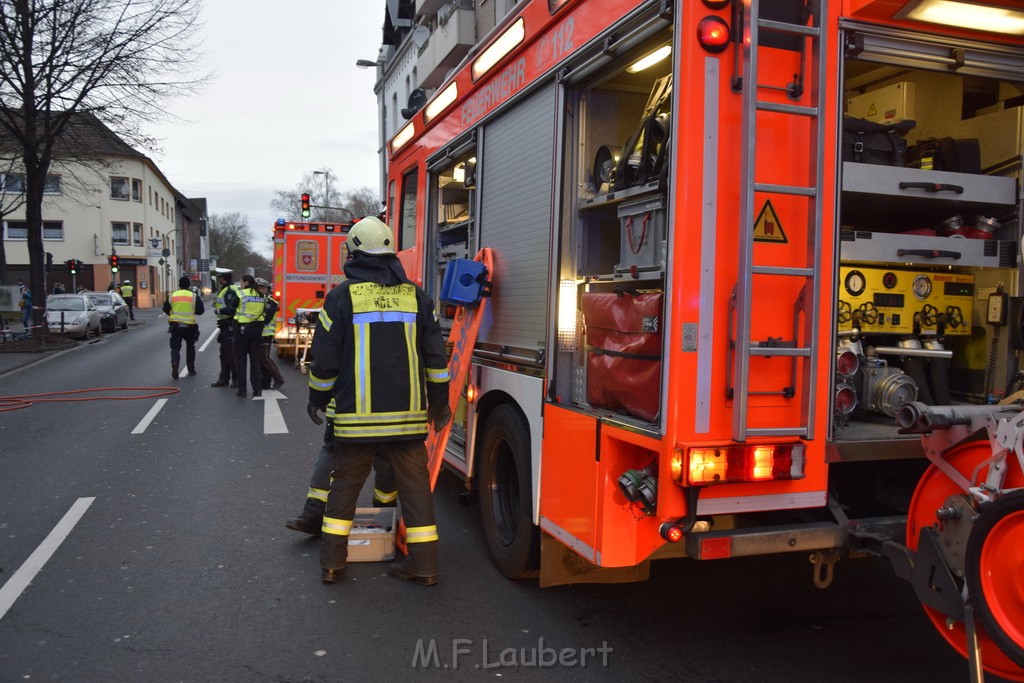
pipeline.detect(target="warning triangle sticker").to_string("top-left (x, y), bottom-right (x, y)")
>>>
top-left (753, 199), bottom-right (787, 243)
top-left (866, 103), bottom-right (877, 117)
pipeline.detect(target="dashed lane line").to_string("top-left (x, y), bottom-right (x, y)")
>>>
top-left (131, 398), bottom-right (168, 434)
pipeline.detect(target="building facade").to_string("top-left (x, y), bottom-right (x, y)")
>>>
top-left (1, 114), bottom-right (207, 307)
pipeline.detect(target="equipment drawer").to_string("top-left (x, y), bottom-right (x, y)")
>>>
top-left (839, 231), bottom-right (1016, 269)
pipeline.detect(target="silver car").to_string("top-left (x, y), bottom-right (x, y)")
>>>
top-left (46, 293), bottom-right (102, 339)
top-left (85, 291), bottom-right (129, 331)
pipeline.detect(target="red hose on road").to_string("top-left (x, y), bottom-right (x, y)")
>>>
top-left (0, 386), bottom-right (181, 413)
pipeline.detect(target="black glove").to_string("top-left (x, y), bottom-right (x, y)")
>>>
top-left (427, 403), bottom-right (452, 431)
top-left (307, 402), bottom-right (326, 425)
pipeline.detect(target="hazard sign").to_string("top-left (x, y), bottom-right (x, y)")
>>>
top-left (753, 199), bottom-right (787, 243)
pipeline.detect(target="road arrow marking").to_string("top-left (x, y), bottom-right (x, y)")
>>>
top-left (254, 390), bottom-right (288, 434)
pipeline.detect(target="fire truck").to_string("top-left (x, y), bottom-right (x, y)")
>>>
top-left (384, 0), bottom-right (1024, 677)
top-left (270, 219), bottom-right (353, 359)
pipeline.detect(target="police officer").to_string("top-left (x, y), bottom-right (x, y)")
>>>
top-left (307, 216), bottom-right (451, 585)
top-left (119, 279), bottom-right (135, 320)
top-left (286, 398), bottom-right (397, 536)
top-left (162, 275), bottom-right (205, 379)
top-left (211, 268), bottom-right (242, 388)
top-left (233, 274), bottom-right (266, 399)
top-left (254, 277), bottom-right (285, 390)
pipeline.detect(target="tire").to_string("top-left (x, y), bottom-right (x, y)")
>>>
top-left (965, 490), bottom-right (1024, 667)
top-left (478, 403), bottom-right (540, 579)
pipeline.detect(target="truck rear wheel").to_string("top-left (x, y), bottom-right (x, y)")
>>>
top-left (965, 490), bottom-right (1024, 668)
top-left (478, 404), bottom-right (539, 579)
top-left (906, 441), bottom-right (1024, 681)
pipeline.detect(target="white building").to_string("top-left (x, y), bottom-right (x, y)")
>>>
top-left (1, 113), bottom-right (207, 307)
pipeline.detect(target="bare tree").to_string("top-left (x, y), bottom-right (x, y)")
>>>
top-left (0, 154), bottom-right (27, 284)
top-left (0, 0), bottom-right (206, 335)
top-left (208, 211), bottom-right (270, 276)
top-left (270, 167), bottom-right (379, 224)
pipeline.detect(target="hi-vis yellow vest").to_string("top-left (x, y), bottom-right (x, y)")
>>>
top-left (168, 289), bottom-right (197, 324)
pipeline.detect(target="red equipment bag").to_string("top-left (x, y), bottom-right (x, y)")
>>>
top-left (582, 290), bottom-right (663, 422)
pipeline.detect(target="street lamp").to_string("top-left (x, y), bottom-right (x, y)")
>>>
top-left (356, 59), bottom-right (380, 68)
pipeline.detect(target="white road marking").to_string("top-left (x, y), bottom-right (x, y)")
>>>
top-left (254, 390), bottom-right (288, 434)
top-left (199, 329), bottom-right (218, 352)
top-left (131, 398), bottom-right (168, 434)
top-left (0, 497), bottom-right (95, 622)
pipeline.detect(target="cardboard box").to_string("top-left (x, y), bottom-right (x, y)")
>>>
top-left (348, 507), bottom-right (396, 562)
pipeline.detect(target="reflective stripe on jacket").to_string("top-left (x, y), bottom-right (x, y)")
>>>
top-left (308, 279), bottom-right (450, 443)
top-left (120, 285), bottom-right (134, 298)
top-left (168, 289), bottom-right (197, 324)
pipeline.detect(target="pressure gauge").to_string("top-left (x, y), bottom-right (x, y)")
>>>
top-left (844, 270), bottom-right (866, 297)
top-left (912, 274), bottom-right (932, 300)
top-left (882, 271), bottom-right (898, 289)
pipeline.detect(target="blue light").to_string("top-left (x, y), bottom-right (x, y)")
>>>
top-left (276, 218), bottom-right (286, 226)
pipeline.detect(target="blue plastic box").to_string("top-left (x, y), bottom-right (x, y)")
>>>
top-left (440, 258), bottom-right (487, 305)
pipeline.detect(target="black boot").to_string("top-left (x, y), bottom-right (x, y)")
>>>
top-left (285, 499), bottom-right (324, 536)
top-left (171, 363), bottom-right (179, 380)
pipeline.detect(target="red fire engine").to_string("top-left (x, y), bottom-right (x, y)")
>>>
top-left (270, 219), bottom-right (353, 359)
top-left (385, 0), bottom-right (1024, 677)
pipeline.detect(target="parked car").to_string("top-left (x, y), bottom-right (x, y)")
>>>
top-left (45, 293), bottom-right (102, 340)
top-left (85, 291), bottom-right (129, 331)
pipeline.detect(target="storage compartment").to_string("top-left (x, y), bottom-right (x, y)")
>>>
top-left (615, 194), bottom-right (666, 275)
top-left (582, 290), bottom-right (663, 422)
top-left (347, 507), bottom-right (396, 562)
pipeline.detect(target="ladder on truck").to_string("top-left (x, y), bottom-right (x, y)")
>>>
top-left (730, 0), bottom-right (827, 442)
top-left (396, 248), bottom-right (494, 553)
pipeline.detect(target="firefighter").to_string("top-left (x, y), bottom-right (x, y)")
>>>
top-left (233, 273), bottom-right (266, 399)
top-left (286, 398), bottom-right (397, 536)
top-left (210, 268), bottom-right (242, 388)
top-left (162, 275), bottom-right (205, 379)
top-left (307, 216), bottom-right (450, 585)
top-left (254, 277), bottom-right (285, 390)
top-left (119, 279), bottom-right (135, 320)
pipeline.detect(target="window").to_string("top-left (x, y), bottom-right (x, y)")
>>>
top-left (131, 178), bottom-right (142, 202)
top-left (399, 169), bottom-right (419, 250)
top-left (42, 221), bottom-right (63, 240)
top-left (4, 220), bottom-right (62, 239)
top-left (110, 176), bottom-right (129, 200)
top-left (133, 222), bottom-right (143, 246)
top-left (44, 174), bottom-right (62, 194)
top-left (4, 221), bottom-right (27, 239)
top-left (112, 221), bottom-right (129, 244)
top-left (2, 173), bottom-right (25, 193)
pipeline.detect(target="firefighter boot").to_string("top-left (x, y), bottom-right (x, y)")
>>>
top-left (285, 498), bottom-right (324, 537)
top-left (387, 542), bottom-right (438, 586)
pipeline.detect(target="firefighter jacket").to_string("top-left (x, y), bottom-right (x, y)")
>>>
top-left (233, 287), bottom-right (266, 325)
top-left (308, 254), bottom-right (449, 443)
top-left (261, 297), bottom-right (280, 338)
top-left (214, 283), bottom-right (242, 322)
top-left (164, 288), bottom-right (205, 324)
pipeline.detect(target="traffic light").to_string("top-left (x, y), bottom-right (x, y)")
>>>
top-left (46, 251), bottom-right (53, 271)
top-left (301, 193), bottom-right (311, 218)
top-left (68, 259), bottom-right (77, 275)
top-left (109, 254), bottom-right (119, 273)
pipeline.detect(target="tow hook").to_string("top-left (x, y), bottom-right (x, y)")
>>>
top-left (809, 548), bottom-right (842, 589)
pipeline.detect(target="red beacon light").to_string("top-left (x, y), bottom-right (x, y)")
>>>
top-left (697, 16), bottom-right (731, 54)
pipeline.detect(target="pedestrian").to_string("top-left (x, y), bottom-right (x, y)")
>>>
top-left (233, 273), bottom-right (266, 399)
top-left (307, 216), bottom-right (451, 585)
top-left (254, 277), bottom-right (285, 390)
top-left (119, 279), bottom-right (135, 320)
top-left (163, 275), bottom-right (205, 379)
top-left (108, 280), bottom-right (117, 292)
top-left (286, 398), bottom-right (397, 536)
top-left (210, 268), bottom-right (241, 388)
top-left (52, 282), bottom-right (64, 295)
top-left (19, 286), bottom-right (31, 330)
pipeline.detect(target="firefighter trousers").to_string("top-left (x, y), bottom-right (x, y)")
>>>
top-left (298, 447), bottom-right (397, 521)
top-left (321, 440), bottom-right (437, 575)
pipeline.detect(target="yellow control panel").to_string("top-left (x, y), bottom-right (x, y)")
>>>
top-left (838, 266), bottom-right (973, 336)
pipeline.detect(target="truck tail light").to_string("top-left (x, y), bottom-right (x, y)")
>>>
top-left (681, 444), bottom-right (805, 485)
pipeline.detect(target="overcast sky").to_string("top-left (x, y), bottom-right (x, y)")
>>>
top-left (149, 1), bottom-right (385, 246)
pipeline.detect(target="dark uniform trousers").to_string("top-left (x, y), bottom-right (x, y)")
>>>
top-left (321, 440), bottom-right (437, 575)
top-left (169, 323), bottom-right (199, 372)
top-left (233, 323), bottom-right (263, 394)
top-left (216, 323), bottom-right (237, 382)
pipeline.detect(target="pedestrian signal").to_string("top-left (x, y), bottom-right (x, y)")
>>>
top-left (301, 193), bottom-right (311, 218)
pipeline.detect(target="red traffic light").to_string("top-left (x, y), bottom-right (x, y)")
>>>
top-left (110, 254), bottom-right (119, 273)
top-left (301, 193), bottom-right (311, 218)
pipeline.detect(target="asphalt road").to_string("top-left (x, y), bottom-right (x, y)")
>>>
top-left (0, 306), bottom-right (1004, 681)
